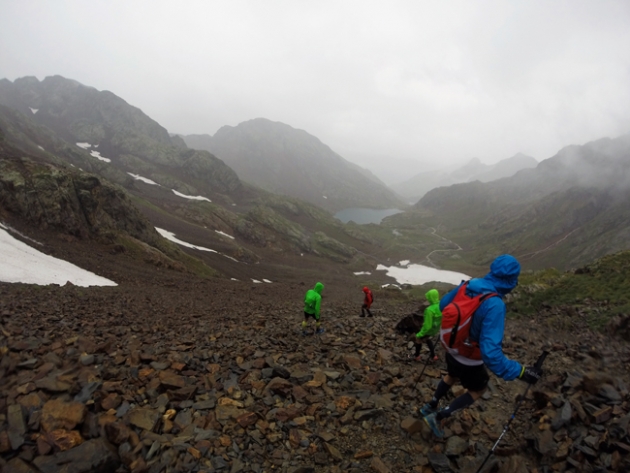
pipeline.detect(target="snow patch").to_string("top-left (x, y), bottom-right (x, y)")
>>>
top-left (90, 150), bottom-right (110, 163)
top-left (353, 271), bottom-right (372, 275)
top-left (172, 190), bottom-right (211, 202)
top-left (223, 255), bottom-right (239, 262)
top-left (37, 145), bottom-right (44, 151)
top-left (215, 230), bottom-right (234, 240)
top-left (76, 142), bottom-right (91, 149)
top-left (252, 279), bottom-right (262, 283)
top-left (399, 260), bottom-right (410, 266)
top-left (29, 107), bottom-right (38, 114)
top-left (230, 278), bottom-right (239, 281)
top-left (0, 224), bottom-right (117, 286)
top-left (263, 279), bottom-right (272, 283)
top-left (323, 196), bottom-right (328, 199)
top-left (128, 173), bottom-right (159, 186)
top-left (155, 227), bottom-right (217, 253)
top-left (376, 263), bottom-right (469, 286)
top-left (382, 283), bottom-right (402, 290)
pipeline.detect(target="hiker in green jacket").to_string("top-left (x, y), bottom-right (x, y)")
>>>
top-left (412, 289), bottom-right (442, 361)
top-left (302, 282), bottom-right (324, 335)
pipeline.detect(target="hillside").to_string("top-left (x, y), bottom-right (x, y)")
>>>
top-left (392, 153), bottom-right (537, 204)
top-left (182, 119), bottom-right (404, 213)
top-left (408, 133), bottom-right (630, 270)
top-left (0, 76), bottom-right (404, 282)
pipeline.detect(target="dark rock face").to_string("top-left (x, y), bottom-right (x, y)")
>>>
top-left (0, 157), bottom-right (159, 244)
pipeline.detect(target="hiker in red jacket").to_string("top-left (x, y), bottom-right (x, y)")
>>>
top-left (360, 286), bottom-right (373, 317)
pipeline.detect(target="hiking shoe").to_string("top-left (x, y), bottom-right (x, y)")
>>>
top-left (359, 313), bottom-right (365, 317)
top-left (423, 412), bottom-right (444, 438)
top-left (420, 403), bottom-right (437, 417)
top-left (315, 328), bottom-right (325, 335)
top-left (414, 355), bottom-right (423, 362)
top-left (432, 355), bottom-right (439, 362)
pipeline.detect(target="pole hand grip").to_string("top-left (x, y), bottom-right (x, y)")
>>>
top-left (535, 350), bottom-right (549, 369)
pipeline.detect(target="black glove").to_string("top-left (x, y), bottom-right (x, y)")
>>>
top-left (519, 365), bottom-right (543, 384)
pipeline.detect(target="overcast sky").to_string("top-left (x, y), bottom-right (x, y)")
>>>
top-left (2, 0), bottom-right (630, 183)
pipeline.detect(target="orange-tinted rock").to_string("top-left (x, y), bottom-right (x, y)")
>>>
top-left (41, 398), bottom-right (86, 432)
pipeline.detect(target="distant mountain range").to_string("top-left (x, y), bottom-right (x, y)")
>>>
top-left (391, 153), bottom-right (538, 203)
top-left (412, 133), bottom-right (630, 269)
top-left (182, 119), bottom-right (404, 213)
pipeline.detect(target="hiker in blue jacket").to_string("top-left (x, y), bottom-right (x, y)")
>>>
top-left (422, 254), bottom-right (543, 437)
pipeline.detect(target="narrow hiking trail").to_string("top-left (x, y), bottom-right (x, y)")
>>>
top-left (425, 227), bottom-right (463, 268)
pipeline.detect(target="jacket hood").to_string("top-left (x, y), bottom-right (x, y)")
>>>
top-left (483, 254), bottom-right (520, 295)
top-left (362, 286), bottom-right (370, 293)
top-left (314, 282), bottom-right (324, 294)
top-left (425, 288), bottom-right (440, 305)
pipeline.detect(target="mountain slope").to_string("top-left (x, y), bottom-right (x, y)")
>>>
top-left (392, 153), bottom-right (537, 203)
top-left (182, 118), bottom-right (404, 213)
top-left (412, 133), bottom-right (630, 269)
top-left (0, 76), bottom-right (396, 279)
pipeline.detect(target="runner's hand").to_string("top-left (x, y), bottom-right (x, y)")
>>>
top-left (519, 365), bottom-right (542, 384)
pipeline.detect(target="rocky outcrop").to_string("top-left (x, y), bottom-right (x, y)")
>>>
top-left (0, 156), bottom-right (159, 244)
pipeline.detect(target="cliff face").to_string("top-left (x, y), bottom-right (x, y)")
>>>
top-left (0, 155), bottom-right (159, 245)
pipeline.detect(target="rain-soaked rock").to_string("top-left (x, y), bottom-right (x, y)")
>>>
top-left (265, 377), bottom-right (294, 397)
top-left (551, 401), bottom-right (572, 430)
top-left (32, 438), bottom-right (120, 473)
top-left (41, 399), bottom-right (86, 432)
top-left (8, 404), bottom-right (26, 450)
top-left (444, 435), bottom-right (469, 456)
top-left (428, 452), bottom-right (454, 473)
top-left (127, 408), bottom-right (160, 431)
top-left (370, 456), bottom-right (391, 473)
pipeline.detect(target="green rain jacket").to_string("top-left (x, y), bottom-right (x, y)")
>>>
top-left (416, 289), bottom-right (442, 338)
top-left (304, 282), bottom-right (324, 319)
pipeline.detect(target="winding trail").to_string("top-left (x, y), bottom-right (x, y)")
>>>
top-left (424, 227), bottom-right (463, 268)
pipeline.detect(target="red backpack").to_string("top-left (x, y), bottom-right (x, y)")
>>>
top-left (440, 281), bottom-right (498, 364)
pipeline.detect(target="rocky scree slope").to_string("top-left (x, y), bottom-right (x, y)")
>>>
top-left (1, 270), bottom-right (630, 473)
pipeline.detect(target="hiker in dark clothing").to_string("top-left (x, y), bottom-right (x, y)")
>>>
top-left (360, 286), bottom-right (373, 317)
top-left (302, 282), bottom-right (324, 335)
top-left (422, 255), bottom-right (543, 437)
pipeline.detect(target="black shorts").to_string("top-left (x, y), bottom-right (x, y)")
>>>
top-left (445, 353), bottom-right (489, 392)
top-left (304, 311), bottom-right (319, 321)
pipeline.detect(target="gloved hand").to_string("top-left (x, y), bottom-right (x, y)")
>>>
top-left (519, 365), bottom-right (543, 384)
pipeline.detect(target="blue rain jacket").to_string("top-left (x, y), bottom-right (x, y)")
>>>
top-left (439, 255), bottom-right (522, 381)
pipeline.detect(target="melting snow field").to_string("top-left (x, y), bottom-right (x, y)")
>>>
top-left (76, 142), bottom-right (91, 149)
top-left (128, 173), bottom-right (159, 186)
top-left (172, 190), bottom-right (211, 202)
top-left (155, 228), bottom-right (217, 253)
top-left (0, 224), bottom-right (117, 287)
top-left (353, 271), bottom-right (371, 275)
top-left (376, 263), bottom-right (469, 286)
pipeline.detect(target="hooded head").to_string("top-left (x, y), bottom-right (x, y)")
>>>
top-left (425, 288), bottom-right (439, 305)
top-left (362, 286), bottom-right (370, 293)
top-left (485, 254), bottom-right (520, 295)
top-left (314, 282), bottom-right (324, 294)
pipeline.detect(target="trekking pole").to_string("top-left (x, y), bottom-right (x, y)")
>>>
top-left (417, 334), bottom-right (441, 381)
top-left (474, 350), bottom-right (549, 473)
